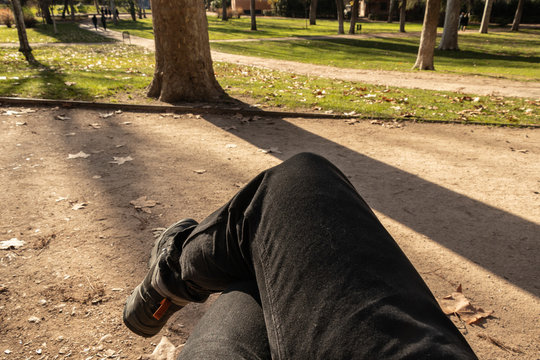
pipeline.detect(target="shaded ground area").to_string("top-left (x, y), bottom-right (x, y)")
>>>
top-left (0, 106), bottom-right (538, 359)
top-left (76, 24), bottom-right (540, 99)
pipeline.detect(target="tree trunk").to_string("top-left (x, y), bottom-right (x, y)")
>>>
top-left (39, 0), bottom-right (52, 24)
top-left (61, 0), bottom-right (68, 18)
top-left (336, 0), bottom-right (344, 34)
top-left (348, 0), bottom-right (359, 34)
top-left (110, 0), bottom-right (118, 24)
top-left (70, 0), bottom-right (75, 22)
top-left (222, 0), bottom-right (228, 21)
top-left (309, 0), bottom-right (317, 25)
top-left (399, 0), bottom-right (406, 32)
top-left (479, 0), bottom-right (493, 33)
top-left (387, 0), bottom-right (395, 22)
top-left (438, 0), bottom-right (460, 50)
top-left (94, 0), bottom-right (99, 14)
top-left (511, 0), bottom-right (524, 31)
top-left (147, 0), bottom-right (224, 102)
top-left (250, 0), bottom-right (257, 30)
top-left (412, 0), bottom-right (441, 70)
top-left (10, 0), bottom-right (36, 64)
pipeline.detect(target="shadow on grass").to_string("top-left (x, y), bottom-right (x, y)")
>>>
top-left (31, 22), bottom-right (113, 43)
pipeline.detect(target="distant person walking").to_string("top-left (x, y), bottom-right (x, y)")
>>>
top-left (101, 14), bottom-right (107, 31)
top-left (462, 13), bottom-right (469, 31)
top-left (459, 12), bottom-right (465, 31)
top-left (91, 14), bottom-right (98, 30)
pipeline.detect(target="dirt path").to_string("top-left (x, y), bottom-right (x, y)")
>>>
top-left (76, 24), bottom-right (540, 99)
top-left (0, 105), bottom-right (538, 359)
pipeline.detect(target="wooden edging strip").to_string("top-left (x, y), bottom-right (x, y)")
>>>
top-left (0, 96), bottom-right (537, 128)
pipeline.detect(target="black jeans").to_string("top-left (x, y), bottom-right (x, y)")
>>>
top-left (177, 153), bottom-right (477, 359)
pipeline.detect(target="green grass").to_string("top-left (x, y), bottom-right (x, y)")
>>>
top-left (107, 17), bottom-right (425, 40)
top-left (0, 23), bottom-right (113, 43)
top-left (0, 44), bottom-right (537, 125)
top-left (211, 30), bottom-right (540, 81)
top-left (0, 45), bottom-right (153, 100)
top-left (214, 62), bottom-right (539, 125)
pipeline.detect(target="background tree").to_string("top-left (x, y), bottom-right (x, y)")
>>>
top-left (10, 0), bottom-right (35, 63)
top-left (251, 0), bottom-right (257, 30)
top-left (309, 0), bottom-right (317, 24)
top-left (38, 0), bottom-right (52, 24)
top-left (335, 0), bottom-right (344, 33)
top-left (147, 0), bottom-right (224, 102)
top-left (399, 0), bottom-right (407, 32)
top-left (511, 0), bottom-right (524, 31)
top-left (387, 0), bottom-right (395, 22)
top-left (412, 0), bottom-right (441, 70)
top-left (438, 0), bottom-right (460, 50)
top-left (222, 0), bottom-right (228, 21)
top-left (479, 0), bottom-right (493, 33)
top-left (349, 0), bottom-right (359, 33)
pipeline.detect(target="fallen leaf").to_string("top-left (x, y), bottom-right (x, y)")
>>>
top-left (0, 238), bottom-right (25, 250)
top-left (130, 196), bottom-right (158, 210)
top-left (64, 81), bottom-right (76, 86)
top-left (193, 169), bottom-right (207, 174)
top-left (141, 336), bottom-right (178, 360)
top-left (121, 121), bottom-right (132, 125)
top-left (89, 123), bottom-right (102, 129)
top-left (109, 156), bottom-right (133, 165)
top-left (438, 285), bottom-right (493, 325)
top-left (226, 144), bottom-right (237, 148)
top-left (56, 115), bottom-right (70, 121)
top-left (258, 147), bottom-right (282, 154)
top-left (15, 121), bottom-right (27, 126)
top-left (99, 112), bottom-right (115, 119)
top-left (67, 151), bottom-right (90, 159)
top-left (71, 202), bottom-right (88, 210)
top-left (92, 175), bottom-right (102, 179)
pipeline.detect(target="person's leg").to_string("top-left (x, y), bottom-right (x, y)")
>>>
top-left (178, 281), bottom-right (270, 360)
top-left (180, 152), bottom-right (477, 359)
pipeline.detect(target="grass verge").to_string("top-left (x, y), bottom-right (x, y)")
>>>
top-left (0, 44), bottom-right (537, 125)
top-left (211, 30), bottom-right (540, 81)
top-left (0, 22), bottom-right (113, 43)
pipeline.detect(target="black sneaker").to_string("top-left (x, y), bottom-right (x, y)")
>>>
top-left (123, 218), bottom-right (203, 337)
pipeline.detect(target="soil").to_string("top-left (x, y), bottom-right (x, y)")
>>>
top-left (0, 105), bottom-right (538, 359)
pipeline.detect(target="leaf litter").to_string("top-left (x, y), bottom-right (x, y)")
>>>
top-left (130, 196), bottom-right (159, 214)
top-left (438, 284), bottom-right (493, 325)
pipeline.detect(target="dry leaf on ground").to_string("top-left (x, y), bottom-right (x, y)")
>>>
top-left (193, 169), bottom-right (207, 174)
top-left (109, 156), bottom-right (133, 165)
top-left (0, 238), bottom-right (25, 250)
top-left (438, 285), bottom-right (494, 325)
top-left (99, 112), bottom-right (115, 119)
top-left (56, 115), bottom-right (71, 121)
top-left (130, 196), bottom-right (158, 213)
top-left (71, 202), bottom-right (88, 210)
top-left (67, 151), bottom-right (90, 159)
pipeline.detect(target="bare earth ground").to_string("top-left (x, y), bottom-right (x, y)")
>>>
top-left (0, 105), bottom-right (538, 359)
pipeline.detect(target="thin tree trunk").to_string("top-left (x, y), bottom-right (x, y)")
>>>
top-left (387, 0), bottom-right (395, 22)
top-left (348, 0), bottom-right (359, 34)
top-left (222, 0), bottom-right (228, 21)
top-left (10, 0), bottom-right (36, 64)
top-left (438, 0), bottom-right (460, 50)
top-left (110, 0), bottom-right (118, 24)
top-left (399, 0), bottom-right (406, 32)
top-left (336, 0), bottom-right (344, 34)
top-left (94, 0), bottom-right (99, 14)
top-left (147, 0), bottom-right (224, 102)
top-left (511, 0), bottom-right (524, 31)
top-left (62, 0), bottom-right (68, 18)
top-left (70, 0), bottom-right (76, 21)
top-left (40, 0), bottom-right (53, 24)
top-left (479, 0), bottom-right (493, 33)
top-left (412, 0), bottom-right (441, 70)
top-left (250, 0), bottom-right (257, 30)
top-left (309, 0), bottom-right (317, 25)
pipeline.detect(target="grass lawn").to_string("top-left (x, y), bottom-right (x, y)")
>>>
top-left (0, 44), bottom-right (537, 125)
top-left (0, 23), bottom-right (113, 43)
top-left (107, 17), bottom-right (425, 40)
top-left (211, 30), bottom-right (540, 81)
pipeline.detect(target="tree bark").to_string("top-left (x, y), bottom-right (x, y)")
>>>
top-left (387, 0), bottom-right (395, 22)
top-left (10, 0), bottom-right (36, 64)
top-left (39, 0), bottom-right (52, 24)
top-left (250, 0), bottom-right (257, 30)
top-left (511, 0), bottom-right (524, 31)
top-left (412, 0), bottom-right (441, 70)
top-left (336, 0), bottom-right (344, 34)
top-left (110, 0), bottom-right (118, 24)
top-left (438, 0), bottom-right (460, 50)
top-left (479, 0), bottom-right (493, 33)
top-left (222, 0), bottom-right (228, 21)
top-left (94, 0), bottom-right (99, 14)
top-left (309, 0), bottom-right (317, 25)
top-left (348, 0), bottom-right (359, 34)
top-left (147, 0), bottom-right (224, 102)
top-left (399, 0), bottom-right (406, 32)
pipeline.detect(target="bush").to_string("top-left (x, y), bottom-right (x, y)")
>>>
top-left (0, 8), bottom-right (14, 28)
top-left (22, 7), bottom-right (37, 28)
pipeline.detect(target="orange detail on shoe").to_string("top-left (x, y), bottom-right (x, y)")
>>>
top-left (153, 298), bottom-right (171, 320)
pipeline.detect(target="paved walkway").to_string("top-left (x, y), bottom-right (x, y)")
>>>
top-left (16, 23), bottom-right (540, 98)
